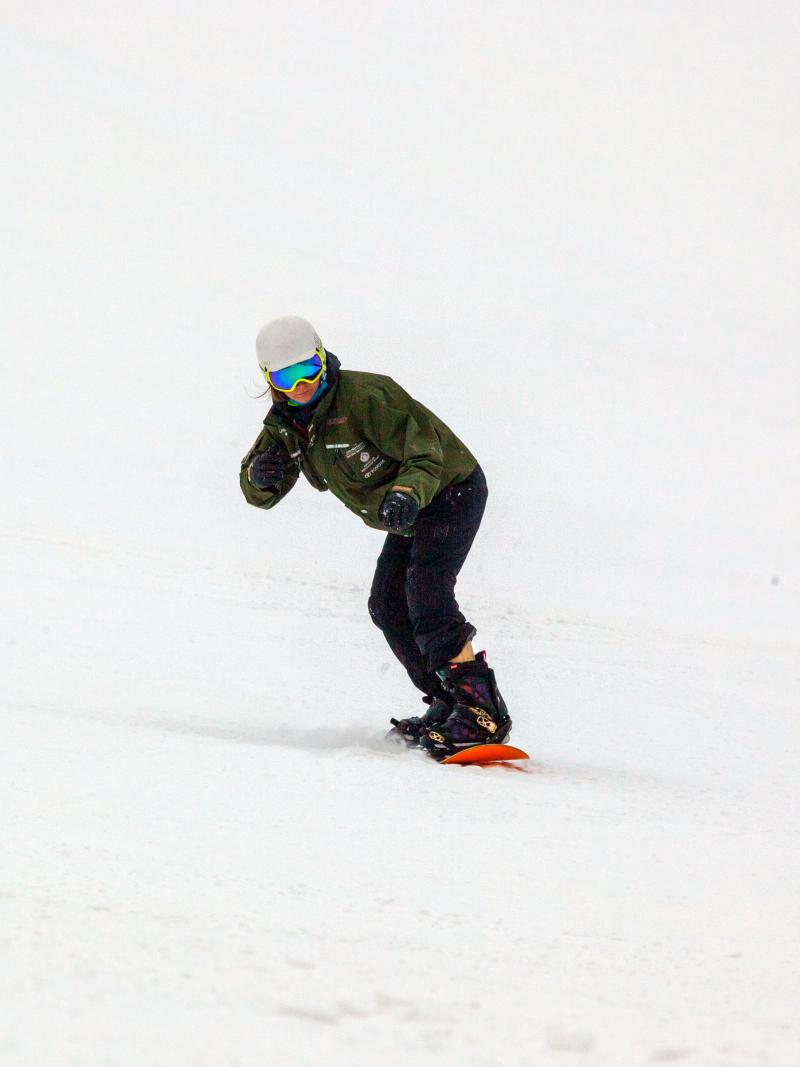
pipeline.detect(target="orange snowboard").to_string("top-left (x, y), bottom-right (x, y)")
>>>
top-left (441, 744), bottom-right (530, 765)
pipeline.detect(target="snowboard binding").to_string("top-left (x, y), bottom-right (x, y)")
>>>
top-left (419, 652), bottom-right (512, 762)
top-left (388, 696), bottom-right (451, 746)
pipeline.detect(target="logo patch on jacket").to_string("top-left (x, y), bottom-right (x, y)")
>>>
top-left (327, 416), bottom-right (348, 426)
top-left (345, 440), bottom-right (388, 478)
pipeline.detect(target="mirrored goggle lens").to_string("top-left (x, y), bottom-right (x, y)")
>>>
top-left (267, 353), bottom-right (323, 391)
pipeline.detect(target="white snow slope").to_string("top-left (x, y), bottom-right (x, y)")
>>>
top-left (2, 3), bottom-right (799, 1065)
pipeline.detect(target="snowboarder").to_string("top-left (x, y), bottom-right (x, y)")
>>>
top-left (240, 316), bottom-right (511, 760)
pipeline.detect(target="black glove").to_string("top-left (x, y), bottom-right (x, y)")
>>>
top-left (379, 489), bottom-right (419, 531)
top-left (248, 443), bottom-right (289, 490)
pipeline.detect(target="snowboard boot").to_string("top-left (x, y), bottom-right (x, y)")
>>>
top-left (389, 695), bottom-right (451, 747)
top-left (420, 651), bottom-right (512, 761)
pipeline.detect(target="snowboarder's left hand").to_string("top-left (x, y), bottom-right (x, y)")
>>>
top-left (379, 489), bottom-right (419, 531)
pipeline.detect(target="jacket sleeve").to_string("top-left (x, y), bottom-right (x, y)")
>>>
top-left (239, 426), bottom-right (300, 510)
top-left (361, 381), bottom-right (445, 509)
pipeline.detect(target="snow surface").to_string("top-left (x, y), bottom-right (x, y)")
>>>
top-left (2, 2), bottom-right (799, 1065)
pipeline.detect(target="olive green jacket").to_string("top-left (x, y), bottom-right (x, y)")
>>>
top-left (239, 363), bottom-right (477, 535)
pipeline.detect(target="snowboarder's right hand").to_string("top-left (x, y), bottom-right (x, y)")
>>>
top-left (248, 443), bottom-right (289, 489)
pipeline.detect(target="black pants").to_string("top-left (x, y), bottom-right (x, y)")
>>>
top-left (368, 464), bottom-right (488, 700)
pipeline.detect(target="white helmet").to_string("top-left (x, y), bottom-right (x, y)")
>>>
top-left (256, 316), bottom-right (323, 374)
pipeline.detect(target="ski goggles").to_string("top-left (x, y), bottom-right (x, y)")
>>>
top-left (263, 348), bottom-right (325, 392)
